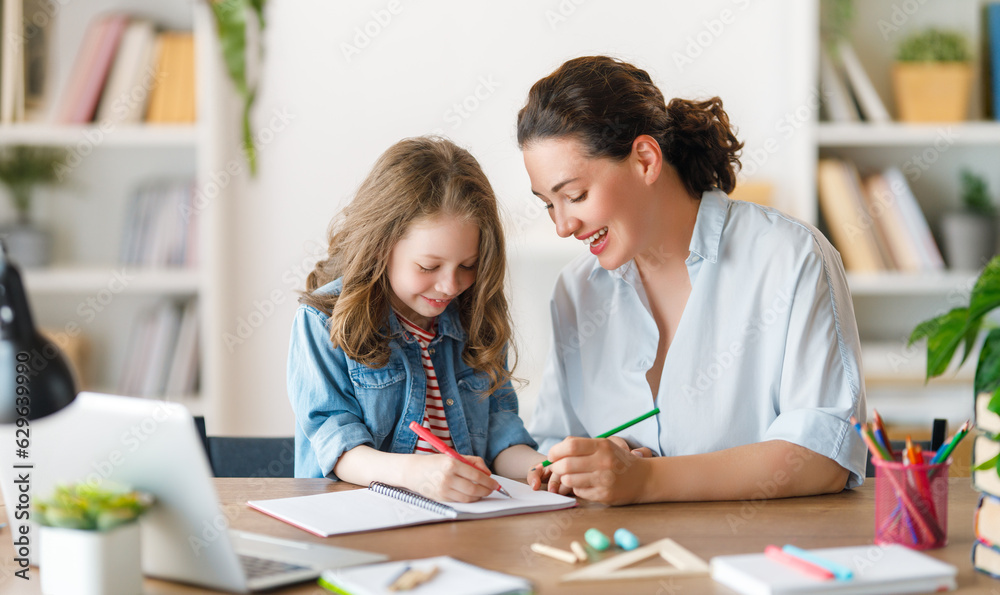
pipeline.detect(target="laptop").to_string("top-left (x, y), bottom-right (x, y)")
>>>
top-left (0, 392), bottom-right (387, 592)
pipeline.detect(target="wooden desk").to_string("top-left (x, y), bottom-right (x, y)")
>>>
top-left (2, 478), bottom-right (999, 593)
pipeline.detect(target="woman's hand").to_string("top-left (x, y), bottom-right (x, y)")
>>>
top-left (526, 461), bottom-right (573, 496)
top-left (401, 453), bottom-right (498, 503)
top-left (607, 436), bottom-right (655, 458)
top-left (546, 437), bottom-right (652, 505)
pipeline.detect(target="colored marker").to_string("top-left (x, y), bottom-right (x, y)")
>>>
top-left (764, 545), bottom-right (834, 580)
top-left (540, 408), bottom-right (660, 467)
top-left (782, 544), bottom-right (853, 580)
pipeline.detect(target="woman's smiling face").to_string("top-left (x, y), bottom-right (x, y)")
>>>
top-left (523, 136), bottom-right (656, 271)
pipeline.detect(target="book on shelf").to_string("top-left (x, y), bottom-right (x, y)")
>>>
top-left (973, 434), bottom-right (1000, 496)
top-left (817, 159), bottom-right (944, 274)
top-left (120, 180), bottom-right (198, 268)
top-left (819, 45), bottom-right (860, 122)
top-left (1, 0), bottom-right (25, 123)
top-left (836, 40), bottom-right (892, 123)
top-left (145, 31), bottom-right (196, 124)
top-left (988, 3), bottom-right (1000, 120)
top-left (977, 391), bottom-right (1000, 437)
top-left (56, 13), bottom-right (130, 124)
top-left (817, 159), bottom-right (886, 272)
top-left (96, 19), bottom-right (158, 125)
top-left (118, 299), bottom-right (199, 398)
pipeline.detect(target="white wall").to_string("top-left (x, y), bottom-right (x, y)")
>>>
top-left (214, 0), bottom-right (816, 435)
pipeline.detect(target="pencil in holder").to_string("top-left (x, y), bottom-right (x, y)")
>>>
top-left (871, 451), bottom-right (949, 550)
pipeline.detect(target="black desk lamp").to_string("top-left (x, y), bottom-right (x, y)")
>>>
top-left (0, 239), bottom-right (76, 422)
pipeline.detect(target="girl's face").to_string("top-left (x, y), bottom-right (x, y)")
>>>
top-left (387, 214), bottom-right (480, 329)
top-left (522, 136), bottom-right (653, 271)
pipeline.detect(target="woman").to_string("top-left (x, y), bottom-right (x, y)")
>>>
top-left (520, 56), bottom-right (866, 505)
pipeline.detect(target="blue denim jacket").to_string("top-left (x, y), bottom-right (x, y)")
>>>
top-left (288, 278), bottom-right (536, 479)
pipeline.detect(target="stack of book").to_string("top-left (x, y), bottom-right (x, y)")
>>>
top-left (817, 159), bottom-right (945, 273)
top-left (119, 180), bottom-right (198, 268)
top-left (56, 14), bottom-right (195, 125)
top-left (118, 299), bottom-right (199, 398)
top-left (972, 392), bottom-right (1000, 575)
top-left (0, 9), bottom-right (196, 125)
top-left (819, 40), bottom-right (892, 123)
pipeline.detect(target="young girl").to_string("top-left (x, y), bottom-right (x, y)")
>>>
top-left (288, 136), bottom-right (546, 503)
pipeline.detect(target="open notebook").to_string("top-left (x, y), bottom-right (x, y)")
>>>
top-left (320, 556), bottom-right (532, 595)
top-left (248, 476), bottom-right (576, 537)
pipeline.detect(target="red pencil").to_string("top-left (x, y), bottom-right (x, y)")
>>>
top-left (764, 545), bottom-right (834, 580)
top-left (407, 421), bottom-right (512, 498)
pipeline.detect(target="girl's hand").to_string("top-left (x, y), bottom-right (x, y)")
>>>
top-left (546, 437), bottom-right (652, 505)
top-left (402, 454), bottom-right (499, 503)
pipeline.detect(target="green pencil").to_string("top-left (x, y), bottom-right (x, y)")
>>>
top-left (540, 408), bottom-right (660, 467)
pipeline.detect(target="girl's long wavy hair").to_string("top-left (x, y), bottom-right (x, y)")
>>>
top-left (516, 55), bottom-right (743, 198)
top-left (301, 136), bottom-right (515, 396)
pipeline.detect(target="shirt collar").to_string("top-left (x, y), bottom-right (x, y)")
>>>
top-left (586, 188), bottom-right (730, 281)
top-left (688, 188), bottom-right (729, 264)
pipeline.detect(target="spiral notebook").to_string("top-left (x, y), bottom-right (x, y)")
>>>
top-left (247, 476), bottom-right (577, 537)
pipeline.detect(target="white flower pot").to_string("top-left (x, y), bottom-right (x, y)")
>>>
top-left (39, 522), bottom-right (142, 595)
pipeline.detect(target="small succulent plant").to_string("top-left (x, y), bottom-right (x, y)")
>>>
top-left (35, 483), bottom-right (154, 531)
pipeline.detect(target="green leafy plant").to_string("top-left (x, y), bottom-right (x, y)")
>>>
top-left (820, 0), bottom-right (855, 46)
top-left (910, 256), bottom-right (1000, 473)
top-left (209, 0), bottom-right (266, 176)
top-left (34, 483), bottom-right (154, 531)
top-left (897, 29), bottom-right (970, 62)
top-left (961, 169), bottom-right (995, 217)
top-left (0, 145), bottom-right (68, 224)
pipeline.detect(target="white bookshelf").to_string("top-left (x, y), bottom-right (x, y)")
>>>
top-left (817, 0), bottom-right (998, 426)
top-left (0, 124), bottom-right (198, 147)
top-left (0, 0), bottom-right (232, 412)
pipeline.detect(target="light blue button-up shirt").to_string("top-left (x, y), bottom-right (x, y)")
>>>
top-left (528, 189), bottom-right (867, 488)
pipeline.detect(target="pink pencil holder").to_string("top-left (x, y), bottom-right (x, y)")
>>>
top-left (871, 451), bottom-right (949, 550)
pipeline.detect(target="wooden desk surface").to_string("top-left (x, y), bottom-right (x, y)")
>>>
top-left (2, 478), bottom-right (999, 594)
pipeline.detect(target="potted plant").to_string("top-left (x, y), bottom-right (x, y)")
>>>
top-left (0, 145), bottom-right (68, 268)
top-left (941, 169), bottom-right (998, 271)
top-left (893, 28), bottom-right (973, 122)
top-left (35, 483), bottom-right (154, 595)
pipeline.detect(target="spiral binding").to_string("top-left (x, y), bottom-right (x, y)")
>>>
top-left (368, 482), bottom-right (458, 518)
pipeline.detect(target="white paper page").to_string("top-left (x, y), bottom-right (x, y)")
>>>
top-left (249, 488), bottom-right (444, 536)
top-left (326, 556), bottom-right (532, 595)
top-left (446, 476), bottom-right (576, 517)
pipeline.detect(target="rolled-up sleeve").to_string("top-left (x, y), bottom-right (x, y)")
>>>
top-left (288, 306), bottom-right (374, 479)
top-left (765, 241), bottom-right (867, 488)
top-left (484, 379), bottom-right (537, 467)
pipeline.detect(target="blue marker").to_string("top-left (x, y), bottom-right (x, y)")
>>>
top-left (614, 528), bottom-right (639, 551)
top-left (782, 544), bottom-right (853, 580)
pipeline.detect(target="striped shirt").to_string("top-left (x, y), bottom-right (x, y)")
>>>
top-left (395, 312), bottom-right (454, 454)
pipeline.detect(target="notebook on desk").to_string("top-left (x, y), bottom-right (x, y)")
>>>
top-left (709, 544), bottom-right (956, 595)
top-left (248, 476), bottom-right (577, 537)
top-left (0, 392), bottom-right (387, 593)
